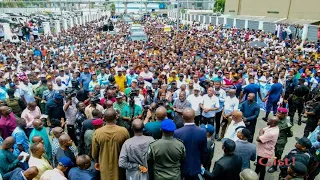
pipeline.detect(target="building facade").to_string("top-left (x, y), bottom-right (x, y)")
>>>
top-left (224, 0), bottom-right (320, 20)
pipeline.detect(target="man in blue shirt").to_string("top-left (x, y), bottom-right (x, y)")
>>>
top-left (262, 76), bottom-right (283, 121)
top-left (68, 155), bottom-right (97, 180)
top-left (11, 118), bottom-right (29, 157)
top-left (79, 65), bottom-right (92, 93)
top-left (240, 77), bottom-right (263, 102)
top-left (240, 93), bottom-right (260, 142)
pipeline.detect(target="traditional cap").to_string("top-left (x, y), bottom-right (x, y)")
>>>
top-left (92, 118), bottom-right (103, 126)
top-left (58, 156), bottom-right (74, 167)
top-left (161, 119), bottom-right (176, 132)
top-left (194, 85), bottom-right (200, 91)
top-left (295, 137), bottom-right (312, 149)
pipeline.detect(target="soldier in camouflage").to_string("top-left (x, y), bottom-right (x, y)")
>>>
top-left (268, 107), bottom-right (293, 173)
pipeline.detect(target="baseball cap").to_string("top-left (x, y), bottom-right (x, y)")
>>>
top-left (290, 162), bottom-right (308, 175)
top-left (161, 119), bottom-right (176, 132)
top-left (132, 79), bottom-right (138, 83)
top-left (54, 93), bottom-right (64, 100)
top-left (116, 93), bottom-right (123, 99)
top-left (200, 124), bottom-right (215, 134)
top-left (58, 156), bottom-right (74, 167)
top-left (217, 70), bottom-right (223, 73)
top-left (92, 118), bottom-right (104, 126)
top-left (295, 137), bottom-right (312, 149)
top-left (239, 169), bottom-right (259, 180)
top-left (223, 139), bottom-right (236, 152)
top-left (83, 64), bottom-right (89, 69)
top-left (277, 107), bottom-right (288, 114)
top-left (317, 70), bottom-right (320, 73)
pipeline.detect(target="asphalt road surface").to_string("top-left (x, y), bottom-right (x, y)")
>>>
top-left (211, 111), bottom-right (320, 180)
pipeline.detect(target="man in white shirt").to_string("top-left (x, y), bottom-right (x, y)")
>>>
top-left (223, 110), bottom-right (246, 142)
top-left (53, 78), bottom-right (67, 92)
top-left (187, 86), bottom-right (203, 126)
top-left (200, 87), bottom-right (219, 125)
top-left (220, 89), bottom-right (239, 139)
top-left (139, 65), bottom-right (153, 82)
top-left (214, 81), bottom-right (226, 139)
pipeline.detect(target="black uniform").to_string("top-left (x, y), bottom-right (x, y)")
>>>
top-left (288, 84), bottom-right (309, 124)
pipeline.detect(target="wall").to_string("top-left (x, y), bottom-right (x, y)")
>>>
top-left (224, 0), bottom-right (320, 20)
top-left (0, 8), bottom-right (61, 13)
top-left (289, 0), bottom-right (320, 20)
top-left (224, 0), bottom-right (239, 15)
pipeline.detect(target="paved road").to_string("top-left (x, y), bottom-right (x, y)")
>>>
top-left (211, 111), bottom-right (320, 180)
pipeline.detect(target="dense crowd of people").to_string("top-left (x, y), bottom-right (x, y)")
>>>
top-left (0, 14), bottom-right (319, 180)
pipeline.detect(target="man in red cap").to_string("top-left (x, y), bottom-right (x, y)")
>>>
top-left (84, 118), bottom-right (104, 156)
top-left (268, 107), bottom-right (293, 173)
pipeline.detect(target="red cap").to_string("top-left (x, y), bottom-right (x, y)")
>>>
top-left (92, 119), bottom-right (103, 126)
top-left (278, 107), bottom-right (288, 114)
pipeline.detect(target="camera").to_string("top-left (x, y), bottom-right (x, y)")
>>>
top-left (129, 88), bottom-right (139, 98)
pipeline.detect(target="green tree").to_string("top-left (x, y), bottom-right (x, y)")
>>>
top-left (16, 1), bottom-right (26, 8)
top-left (90, 2), bottom-right (95, 8)
top-left (110, 3), bottom-right (116, 11)
top-left (180, 8), bottom-right (186, 14)
top-left (213, 0), bottom-right (225, 12)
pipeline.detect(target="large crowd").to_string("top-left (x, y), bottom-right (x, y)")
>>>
top-left (0, 14), bottom-right (319, 180)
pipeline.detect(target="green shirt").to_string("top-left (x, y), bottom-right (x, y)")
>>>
top-left (35, 85), bottom-right (48, 98)
top-left (0, 149), bottom-right (20, 175)
top-left (144, 121), bottom-right (162, 139)
top-left (124, 87), bottom-right (132, 97)
top-left (148, 136), bottom-right (186, 180)
top-left (113, 102), bottom-right (128, 115)
top-left (121, 104), bottom-right (142, 118)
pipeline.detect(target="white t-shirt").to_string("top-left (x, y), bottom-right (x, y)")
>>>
top-left (187, 94), bottom-right (203, 116)
top-left (224, 120), bottom-right (246, 141)
top-left (201, 94), bottom-right (220, 118)
top-left (140, 71), bottom-right (153, 80)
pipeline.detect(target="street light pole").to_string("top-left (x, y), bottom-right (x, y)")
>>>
top-left (177, 1), bottom-right (179, 30)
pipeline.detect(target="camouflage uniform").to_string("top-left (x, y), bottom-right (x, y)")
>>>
top-left (273, 116), bottom-right (293, 170)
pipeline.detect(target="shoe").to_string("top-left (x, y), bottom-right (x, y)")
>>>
top-left (267, 166), bottom-right (277, 173)
top-left (215, 134), bottom-right (219, 139)
top-left (217, 138), bottom-right (222, 141)
top-left (262, 117), bottom-right (268, 122)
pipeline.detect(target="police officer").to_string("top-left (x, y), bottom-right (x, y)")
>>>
top-left (148, 119), bottom-right (186, 180)
top-left (278, 137), bottom-right (312, 179)
top-left (287, 78), bottom-right (309, 125)
top-left (267, 107), bottom-right (293, 173)
top-left (283, 75), bottom-right (296, 107)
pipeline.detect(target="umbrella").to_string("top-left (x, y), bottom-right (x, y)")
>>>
top-left (249, 41), bottom-right (268, 48)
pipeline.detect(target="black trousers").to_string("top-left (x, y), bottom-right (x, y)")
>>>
top-left (67, 125), bottom-right (76, 143)
top-left (255, 156), bottom-right (268, 180)
top-left (194, 115), bottom-right (201, 126)
top-left (215, 111), bottom-right (222, 134)
top-left (304, 116), bottom-right (318, 137)
top-left (182, 175), bottom-right (200, 180)
top-left (201, 116), bottom-right (214, 126)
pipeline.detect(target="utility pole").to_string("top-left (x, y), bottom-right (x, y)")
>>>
top-left (177, 1), bottom-right (179, 30)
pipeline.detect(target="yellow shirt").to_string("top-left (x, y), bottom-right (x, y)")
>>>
top-left (115, 75), bottom-right (126, 92)
top-left (168, 76), bottom-right (179, 83)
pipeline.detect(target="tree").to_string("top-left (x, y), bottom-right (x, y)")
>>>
top-left (180, 8), bottom-right (186, 14)
top-left (213, 0), bottom-right (225, 13)
top-left (90, 2), bottom-right (95, 8)
top-left (16, 1), bottom-right (26, 8)
top-left (110, 3), bottom-right (116, 11)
